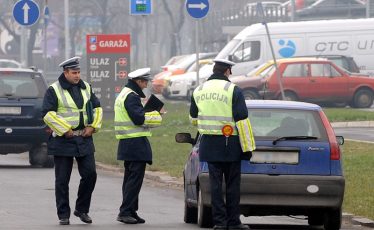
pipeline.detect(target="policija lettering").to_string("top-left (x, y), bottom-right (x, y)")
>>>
top-left (195, 93), bottom-right (229, 104)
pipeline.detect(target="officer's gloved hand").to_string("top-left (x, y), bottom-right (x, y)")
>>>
top-left (144, 111), bottom-right (162, 128)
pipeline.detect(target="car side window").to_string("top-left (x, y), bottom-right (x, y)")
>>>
top-left (232, 41), bottom-right (261, 63)
top-left (282, 64), bottom-right (308, 77)
top-left (311, 64), bottom-right (341, 77)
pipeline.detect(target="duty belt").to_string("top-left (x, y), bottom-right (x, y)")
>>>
top-left (72, 130), bottom-right (84, 136)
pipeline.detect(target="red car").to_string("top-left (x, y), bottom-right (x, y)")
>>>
top-left (231, 58), bottom-right (374, 108)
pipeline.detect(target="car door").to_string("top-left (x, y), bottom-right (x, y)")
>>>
top-left (308, 63), bottom-right (349, 102)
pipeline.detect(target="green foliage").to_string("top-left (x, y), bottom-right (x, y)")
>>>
top-left (323, 108), bottom-right (374, 122)
top-left (341, 141), bottom-right (374, 220)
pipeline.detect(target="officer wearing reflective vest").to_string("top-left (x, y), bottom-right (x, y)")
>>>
top-left (42, 57), bottom-right (103, 225)
top-left (114, 67), bottom-right (162, 225)
top-left (190, 59), bottom-right (255, 230)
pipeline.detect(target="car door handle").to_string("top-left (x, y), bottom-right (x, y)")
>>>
top-left (310, 79), bottom-right (316, 83)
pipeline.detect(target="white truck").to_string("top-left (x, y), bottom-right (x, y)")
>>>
top-left (216, 18), bottom-right (374, 76)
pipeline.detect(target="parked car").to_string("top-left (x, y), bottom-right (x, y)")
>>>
top-left (176, 100), bottom-right (345, 230)
top-left (0, 59), bottom-right (22, 68)
top-left (231, 57), bottom-right (374, 107)
top-left (151, 52), bottom-right (217, 94)
top-left (0, 67), bottom-right (53, 167)
top-left (163, 59), bottom-right (214, 100)
top-left (296, 0), bottom-right (366, 18)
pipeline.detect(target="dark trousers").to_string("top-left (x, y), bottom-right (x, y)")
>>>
top-left (54, 154), bottom-right (97, 219)
top-left (119, 161), bottom-right (146, 217)
top-left (208, 161), bottom-right (241, 226)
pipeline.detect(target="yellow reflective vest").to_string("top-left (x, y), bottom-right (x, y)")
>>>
top-left (43, 80), bottom-right (100, 136)
top-left (114, 87), bottom-right (152, 139)
top-left (193, 79), bottom-right (238, 135)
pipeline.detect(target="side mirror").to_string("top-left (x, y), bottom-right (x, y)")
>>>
top-left (175, 133), bottom-right (194, 144)
top-left (336, 136), bottom-right (344, 145)
top-left (228, 55), bottom-right (234, 61)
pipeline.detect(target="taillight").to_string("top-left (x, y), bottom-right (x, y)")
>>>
top-left (319, 111), bottom-right (340, 160)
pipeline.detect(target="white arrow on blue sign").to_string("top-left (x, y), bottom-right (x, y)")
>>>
top-left (13, 0), bottom-right (40, 26)
top-left (186, 0), bottom-right (209, 19)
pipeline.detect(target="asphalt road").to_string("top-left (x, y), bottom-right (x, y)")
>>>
top-left (334, 127), bottom-right (374, 143)
top-left (1, 153), bottom-right (371, 230)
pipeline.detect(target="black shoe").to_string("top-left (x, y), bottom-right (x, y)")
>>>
top-left (228, 224), bottom-right (250, 230)
top-left (213, 225), bottom-right (227, 230)
top-left (59, 218), bottom-right (70, 225)
top-left (132, 213), bottom-right (145, 224)
top-left (74, 210), bottom-right (92, 224)
top-left (117, 215), bottom-right (138, 224)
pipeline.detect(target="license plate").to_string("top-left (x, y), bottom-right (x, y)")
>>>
top-left (0, 107), bottom-right (21, 115)
top-left (250, 151), bottom-right (299, 164)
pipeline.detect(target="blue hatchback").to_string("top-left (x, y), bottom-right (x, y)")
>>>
top-left (176, 100), bottom-right (345, 230)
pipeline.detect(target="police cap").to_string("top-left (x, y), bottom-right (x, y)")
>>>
top-left (128, 67), bottom-right (151, 80)
top-left (59, 56), bottom-right (81, 70)
top-left (213, 58), bottom-right (236, 68)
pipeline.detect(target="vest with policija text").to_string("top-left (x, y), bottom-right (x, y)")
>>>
top-left (193, 79), bottom-right (238, 135)
top-left (50, 81), bottom-right (91, 129)
top-left (114, 87), bottom-right (151, 139)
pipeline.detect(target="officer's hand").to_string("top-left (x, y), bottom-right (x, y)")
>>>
top-left (64, 129), bottom-right (74, 138)
top-left (82, 127), bottom-right (95, 137)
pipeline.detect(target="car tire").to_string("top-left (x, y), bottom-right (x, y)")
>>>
top-left (198, 188), bottom-right (212, 228)
top-left (29, 144), bottom-right (54, 168)
top-left (243, 89), bottom-right (259, 100)
top-left (282, 91), bottom-right (298, 101)
top-left (308, 213), bottom-right (324, 226)
top-left (324, 208), bottom-right (342, 230)
top-left (184, 200), bottom-right (198, 223)
top-left (353, 89), bottom-right (373, 108)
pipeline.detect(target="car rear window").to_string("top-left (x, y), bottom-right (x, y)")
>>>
top-left (0, 72), bottom-right (46, 98)
top-left (248, 108), bottom-right (328, 140)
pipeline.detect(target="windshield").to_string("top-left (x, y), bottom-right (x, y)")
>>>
top-left (215, 39), bottom-right (241, 59)
top-left (248, 108), bottom-right (328, 140)
top-left (0, 72), bottom-right (46, 98)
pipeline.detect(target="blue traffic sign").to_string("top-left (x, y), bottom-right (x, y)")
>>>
top-left (130, 0), bottom-right (152, 15)
top-left (186, 0), bottom-right (209, 19)
top-left (13, 0), bottom-right (40, 26)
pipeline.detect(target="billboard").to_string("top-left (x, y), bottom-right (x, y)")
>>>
top-left (86, 34), bottom-right (131, 111)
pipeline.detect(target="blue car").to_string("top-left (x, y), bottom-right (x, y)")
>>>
top-left (0, 68), bottom-right (53, 167)
top-left (176, 100), bottom-right (345, 230)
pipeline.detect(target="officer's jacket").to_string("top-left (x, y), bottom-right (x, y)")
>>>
top-left (116, 80), bottom-right (152, 164)
top-left (42, 73), bottom-right (102, 157)
top-left (190, 73), bottom-right (248, 162)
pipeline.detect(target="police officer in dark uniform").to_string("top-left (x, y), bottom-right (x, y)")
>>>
top-left (114, 68), bottom-right (162, 224)
top-left (190, 59), bottom-right (252, 230)
top-left (42, 57), bottom-right (103, 225)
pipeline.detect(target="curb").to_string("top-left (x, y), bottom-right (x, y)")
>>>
top-left (351, 217), bottom-right (374, 228)
top-left (332, 121), bottom-right (374, 128)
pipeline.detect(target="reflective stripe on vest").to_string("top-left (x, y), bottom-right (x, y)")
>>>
top-left (193, 80), bottom-right (238, 135)
top-left (114, 87), bottom-right (151, 139)
top-left (51, 81), bottom-right (91, 129)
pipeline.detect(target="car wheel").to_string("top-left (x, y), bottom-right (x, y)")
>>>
top-left (243, 89), bottom-right (259, 100)
top-left (353, 89), bottom-right (373, 108)
top-left (184, 181), bottom-right (198, 223)
top-left (198, 188), bottom-right (212, 228)
top-left (282, 91), bottom-right (298, 101)
top-left (184, 200), bottom-right (198, 223)
top-left (29, 144), bottom-right (54, 168)
top-left (308, 213), bottom-right (324, 226)
top-left (324, 208), bottom-right (342, 230)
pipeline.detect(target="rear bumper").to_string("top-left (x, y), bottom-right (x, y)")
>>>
top-left (198, 173), bottom-right (345, 215)
top-left (0, 126), bottom-right (48, 154)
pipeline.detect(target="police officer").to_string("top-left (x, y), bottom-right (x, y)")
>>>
top-left (42, 57), bottom-right (103, 225)
top-left (190, 59), bottom-right (255, 230)
top-left (114, 68), bottom-right (162, 224)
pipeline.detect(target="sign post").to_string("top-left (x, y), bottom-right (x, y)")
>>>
top-left (86, 34), bottom-right (131, 111)
top-left (13, 0), bottom-right (40, 67)
top-left (186, 0), bottom-right (209, 88)
top-left (257, 2), bottom-right (285, 100)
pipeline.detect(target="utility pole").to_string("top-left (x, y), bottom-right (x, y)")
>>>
top-left (64, 0), bottom-right (70, 59)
